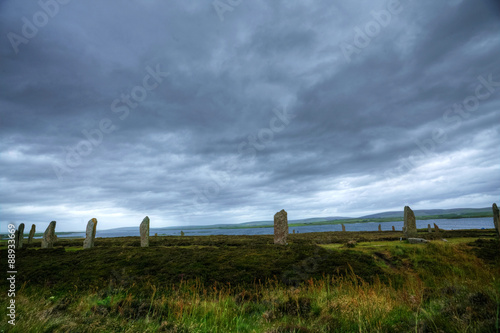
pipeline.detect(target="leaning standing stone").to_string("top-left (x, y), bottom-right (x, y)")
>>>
top-left (274, 209), bottom-right (288, 245)
top-left (140, 216), bottom-right (150, 247)
top-left (493, 203), bottom-right (500, 238)
top-left (28, 224), bottom-right (36, 243)
top-left (15, 223), bottom-right (25, 249)
top-left (404, 206), bottom-right (418, 238)
top-left (83, 218), bottom-right (98, 249)
top-left (342, 224), bottom-right (346, 232)
top-left (42, 221), bottom-right (56, 249)
top-left (433, 223), bottom-right (440, 232)
top-left (392, 226), bottom-right (395, 231)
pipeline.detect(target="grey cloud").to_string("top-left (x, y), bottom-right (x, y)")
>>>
top-left (0, 0), bottom-right (499, 231)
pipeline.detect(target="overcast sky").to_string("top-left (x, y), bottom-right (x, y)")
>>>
top-left (1, 0), bottom-right (499, 232)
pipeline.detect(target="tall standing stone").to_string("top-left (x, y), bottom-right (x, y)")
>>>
top-left (140, 216), bottom-right (150, 247)
top-left (83, 218), bottom-right (98, 249)
top-left (392, 226), bottom-right (395, 231)
top-left (378, 224), bottom-right (382, 232)
top-left (342, 224), bottom-right (346, 232)
top-left (274, 209), bottom-right (288, 245)
top-left (42, 221), bottom-right (56, 249)
top-left (14, 223), bottom-right (25, 249)
top-left (403, 206), bottom-right (417, 238)
top-left (428, 224), bottom-right (432, 233)
top-left (434, 223), bottom-right (440, 232)
top-left (493, 203), bottom-right (500, 238)
top-left (28, 224), bottom-right (36, 244)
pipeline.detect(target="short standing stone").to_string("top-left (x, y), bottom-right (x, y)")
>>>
top-left (404, 206), bottom-right (417, 238)
top-left (392, 226), bottom-right (395, 231)
top-left (433, 223), bottom-right (440, 232)
top-left (28, 224), bottom-right (36, 244)
top-left (342, 224), bottom-right (346, 232)
top-left (155, 233), bottom-right (158, 237)
top-left (428, 224), bottom-right (432, 233)
top-left (493, 203), bottom-right (499, 238)
top-left (378, 224), bottom-right (382, 232)
top-left (140, 216), bottom-right (150, 247)
top-left (274, 209), bottom-right (288, 245)
top-left (15, 223), bottom-right (25, 249)
top-left (83, 218), bottom-right (97, 249)
top-left (42, 221), bottom-right (56, 249)
top-left (292, 229), bottom-right (295, 234)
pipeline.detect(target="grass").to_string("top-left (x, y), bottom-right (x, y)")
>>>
top-left (0, 229), bottom-right (499, 332)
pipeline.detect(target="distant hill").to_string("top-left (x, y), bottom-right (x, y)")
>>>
top-left (148, 208), bottom-right (493, 231)
top-left (361, 207), bottom-right (492, 219)
top-left (237, 216), bottom-right (350, 227)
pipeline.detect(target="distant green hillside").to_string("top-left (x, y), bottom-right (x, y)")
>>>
top-left (360, 207), bottom-right (492, 219)
top-left (174, 208), bottom-right (494, 230)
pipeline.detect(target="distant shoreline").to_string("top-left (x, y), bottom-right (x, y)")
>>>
top-left (1, 213), bottom-right (493, 237)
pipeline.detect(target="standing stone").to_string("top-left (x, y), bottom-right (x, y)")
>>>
top-left (378, 224), bottom-right (382, 232)
top-left (493, 203), bottom-right (500, 238)
top-left (180, 230), bottom-right (185, 237)
top-left (434, 223), bottom-right (440, 232)
top-left (342, 224), bottom-right (346, 232)
top-left (155, 233), bottom-right (158, 237)
top-left (28, 224), bottom-right (36, 244)
top-left (292, 229), bottom-right (295, 234)
top-left (428, 224), bottom-right (432, 233)
top-left (274, 209), bottom-right (288, 245)
top-left (42, 221), bottom-right (56, 249)
top-left (404, 206), bottom-right (417, 238)
top-left (14, 223), bottom-right (25, 249)
top-left (392, 226), bottom-right (395, 231)
top-left (140, 216), bottom-right (150, 247)
top-left (83, 218), bottom-right (97, 249)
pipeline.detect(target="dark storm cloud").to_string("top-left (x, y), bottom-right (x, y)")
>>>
top-left (1, 0), bottom-right (499, 231)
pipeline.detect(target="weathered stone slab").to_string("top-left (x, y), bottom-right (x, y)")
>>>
top-left (341, 224), bottom-right (346, 232)
top-left (83, 218), bottom-right (97, 249)
top-left (493, 203), bottom-right (499, 238)
top-left (15, 223), bottom-right (25, 249)
top-left (392, 226), bottom-right (395, 231)
top-left (428, 224), bottom-right (432, 233)
top-left (140, 216), bottom-right (150, 247)
top-left (404, 206), bottom-right (417, 238)
top-left (274, 209), bottom-right (288, 245)
top-left (42, 221), bottom-right (56, 249)
top-left (378, 224), bottom-right (382, 232)
top-left (28, 224), bottom-right (36, 244)
top-left (433, 223), bottom-right (440, 232)
top-left (408, 238), bottom-right (428, 244)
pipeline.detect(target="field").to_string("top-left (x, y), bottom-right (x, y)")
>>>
top-left (1, 229), bottom-right (499, 332)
